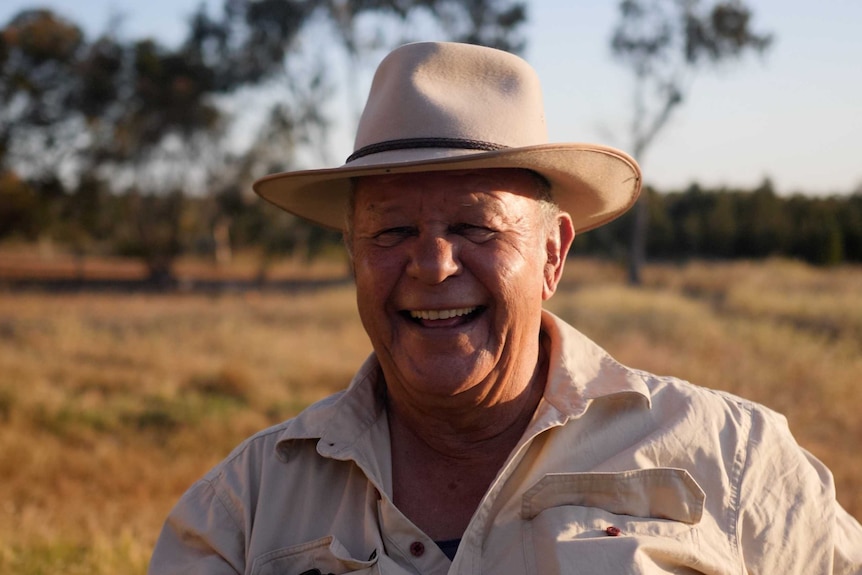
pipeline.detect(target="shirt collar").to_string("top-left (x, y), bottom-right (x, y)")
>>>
top-left (538, 310), bottom-right (651, 420)
top-left (275, 353), bottom-right (385, 441)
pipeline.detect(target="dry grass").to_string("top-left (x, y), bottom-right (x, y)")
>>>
top-left (1, 257), bottom-right (860, 573)
top-left (0, 286), bottom-right (370, 573)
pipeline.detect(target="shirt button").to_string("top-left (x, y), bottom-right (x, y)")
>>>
top-left (409, 541), bottom-right (425, 557)
top-left (605, 526), bottom-right (622, 537)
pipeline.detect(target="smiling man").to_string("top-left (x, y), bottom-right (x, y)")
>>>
top-left (149, 42), bottom-right (862, 575)
top-left (349, 169), bottom-right (571, 544)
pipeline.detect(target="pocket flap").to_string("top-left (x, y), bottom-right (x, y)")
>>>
top-left (251, 535), bottom-right (378, 575)
top-left (521, 468), bottom-right (704, 524)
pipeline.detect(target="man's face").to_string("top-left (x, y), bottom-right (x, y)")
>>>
top-left (348, 169), bottom-right (571, 402)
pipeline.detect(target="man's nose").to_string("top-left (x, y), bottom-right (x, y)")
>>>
top-left (407, 234), bottom-right (461, 284)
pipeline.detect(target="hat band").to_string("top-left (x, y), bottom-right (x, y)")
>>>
top-left (346, 137), bottom-right (507, 163)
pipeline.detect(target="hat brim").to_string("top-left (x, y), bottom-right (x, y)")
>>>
top-left (252, 143), bottom-right (641, 234)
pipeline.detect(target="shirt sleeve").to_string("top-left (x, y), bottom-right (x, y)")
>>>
top-left (147, 479), bottom-right (245, 575)
top-left (737, 405), bottom-right (862, 574)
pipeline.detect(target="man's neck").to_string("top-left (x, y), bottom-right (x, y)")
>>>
top-left (387, 376), bottom-right (544, 463)
top-left (385, 336), bottom-right (549, 540)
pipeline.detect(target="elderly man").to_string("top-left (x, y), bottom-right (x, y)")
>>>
top-left (149, 42), bottom-right (862, 574)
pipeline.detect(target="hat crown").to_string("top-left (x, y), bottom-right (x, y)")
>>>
top-left (252, 41), bottom-right (640, 235)
top-left (352, 42), bottom-right (548, 160)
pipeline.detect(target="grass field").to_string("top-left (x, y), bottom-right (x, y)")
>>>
top-left (1, 256), bottom-right (860, 573)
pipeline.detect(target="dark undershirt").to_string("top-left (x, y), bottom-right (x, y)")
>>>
top-left (435, 538), bottom-right (461, 561)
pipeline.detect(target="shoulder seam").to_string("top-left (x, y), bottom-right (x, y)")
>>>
top-left (199, 475), bottom-right (245, 534)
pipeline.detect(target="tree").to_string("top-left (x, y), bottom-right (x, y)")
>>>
top-left (610, 0), bottom-right (772, 284)
top-left (167, 0), bottom-right (531, 274)
top-left (0, 10), bottom-right (228, 280)
top-left (1, 1), bottom-right (528, 283)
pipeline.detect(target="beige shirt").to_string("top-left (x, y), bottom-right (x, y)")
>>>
top-left (149, 311), bottom-right (862, 575)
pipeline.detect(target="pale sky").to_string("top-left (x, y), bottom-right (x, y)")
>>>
top-left (2, 0), bottom-right (861, 196)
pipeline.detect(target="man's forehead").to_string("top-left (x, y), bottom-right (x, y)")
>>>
top-left (351, 168), bottom-right (545, 205)
top-left (354, 190), bottom-right (506, 223)
top-left (354, 179), bottom-right (517, 212)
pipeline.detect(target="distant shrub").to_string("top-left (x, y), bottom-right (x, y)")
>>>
top-left (131, 403), bottom-right (183, 433)
top-left (185, 365), bottom-right (253, 404)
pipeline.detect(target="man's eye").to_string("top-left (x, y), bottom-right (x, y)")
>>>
top-left (451, 223), bottom-right (496, 243)
top-left (372, 227), bottom-right (415, 246)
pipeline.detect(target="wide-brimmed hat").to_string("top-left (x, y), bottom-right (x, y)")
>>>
top-left (252, 41), bottom-right (641, 233)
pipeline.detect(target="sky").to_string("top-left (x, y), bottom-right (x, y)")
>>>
top-left (2, 0), bottom-right (861, 196)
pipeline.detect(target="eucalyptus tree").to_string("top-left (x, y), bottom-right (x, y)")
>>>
top-left (610, 0), bottom-right (772, 284)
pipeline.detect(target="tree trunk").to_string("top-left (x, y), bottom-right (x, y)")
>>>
top-left (627, 192), bottom-right (649, 285)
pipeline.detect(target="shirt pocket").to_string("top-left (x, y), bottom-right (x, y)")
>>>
top-left (250, 535), bottom-right (379, 575)
top-left (521, 469), bottom-right (706, 574)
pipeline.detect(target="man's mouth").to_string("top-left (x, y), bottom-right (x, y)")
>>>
top-left (405, 306), bottom-right (483, 325)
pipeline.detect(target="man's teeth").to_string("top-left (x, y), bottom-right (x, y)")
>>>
top-left (410, 307), bottom-right (477, 321)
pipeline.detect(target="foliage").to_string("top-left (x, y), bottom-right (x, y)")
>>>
top-left (572, 180), bottom-right (862, 266)
top-left (4, 172), bottom-right (860, 278)
top-left (0, 10), bottom-right (220, 179)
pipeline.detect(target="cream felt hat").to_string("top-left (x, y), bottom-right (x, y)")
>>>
top-left (252, 41), bottom-right (641, 233)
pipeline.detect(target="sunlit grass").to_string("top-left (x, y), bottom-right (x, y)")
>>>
top-left (1, 257), bottom-right (860, 573)
top-left (0, 287), bottom-right (371, 573)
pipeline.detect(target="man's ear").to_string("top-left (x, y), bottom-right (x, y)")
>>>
top-left (543, 212), bottom-right (575, 300)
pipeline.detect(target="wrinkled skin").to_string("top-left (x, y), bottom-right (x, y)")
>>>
top-left (348, 169), bottom-right (575, 441)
